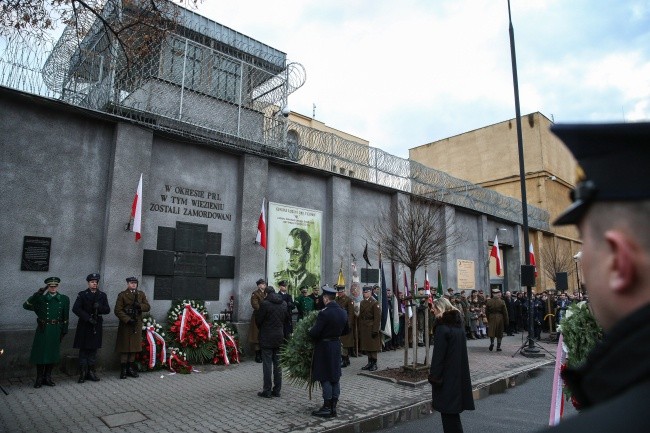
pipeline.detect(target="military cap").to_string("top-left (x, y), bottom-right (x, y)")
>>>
top-left (300, 286), bottom-right (308, 292)
top-left (86, 273), bottom-right (100, 282)
top-left (362, 286), bottom-right (373, 292)
top-left (321, 284), bottom-right (337, 295)
top-left (44, 276), bottom-right (60, 286)
top-left (373, 284), bottom-right (380, 289)
top-left (126, 276), bottom-right (139, 283)
top-left (278, 280), bottom-right (287, 287)
top-left (551, 122), bottom-right (650, 225)
top-left (256, 278), bottom-right (266, 285)
top-left (491, 288), bottom-right (501, 294)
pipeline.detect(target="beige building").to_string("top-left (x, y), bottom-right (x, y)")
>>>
top-left (410, 112), bottom-right (583, 292)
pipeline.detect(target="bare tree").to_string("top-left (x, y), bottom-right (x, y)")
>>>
top-left (541, 242), bottom-right (574, 284)
top-left (365, 197), bottom-right (463, 289)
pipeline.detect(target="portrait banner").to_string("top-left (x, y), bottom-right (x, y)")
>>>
top-left (267, 203), bottom-right (322, 299)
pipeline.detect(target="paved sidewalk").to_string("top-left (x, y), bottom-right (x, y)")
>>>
top-left (0, 333), bottom-right (556, 433)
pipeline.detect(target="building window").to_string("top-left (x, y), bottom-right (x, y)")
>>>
top-left (339, 167), bottom-right (346, 175)
top-left (209, 55), bottom-right (241, 103)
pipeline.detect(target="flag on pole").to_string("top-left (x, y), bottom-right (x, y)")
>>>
top-left (403, 269), bottom-right (413, 318)
top-left (490, 235), bottom-right (502, 276)
top-left (424, 267), bottom-right (433, 306)
top-left (379, 260), bottom-right (392, 338)
top-left (549, 333), bottom-right (567, 426)
top-left (436, 269), bottom-right (443, 299)
top-left (256, 198), bottom-right (267, 249)
top-left (391, 288), bottom-right (400, 334)
top-left (529, 242), bottom-right (538, 277)
top-left (362, 242), bottom-right (372, 267)
top-left (337, 263), bottom-right (345, 287)
top-left (130, 173), bottom-right (143, 242)
top-left (351, 256), bottom-right (360, 283)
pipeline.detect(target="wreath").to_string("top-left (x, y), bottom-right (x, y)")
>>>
top-left (135, 315), bottom-right (167, 371)
top-left (211, 321), bottom-right (241, 365)
top-left (557, 301), bottom-right (603, 409)
top-left (280, 311), bottom-right (319, 397)
top-left (167, 299), bottom-right (215, 364)
top-left (168, 347), bottom-right (193, 374)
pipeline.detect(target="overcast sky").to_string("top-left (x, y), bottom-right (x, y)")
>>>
top-left (198, 0), bottom-right (649, 158)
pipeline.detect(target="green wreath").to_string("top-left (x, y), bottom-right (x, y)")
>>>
top-left (280, 311), bottom-right (319, 395)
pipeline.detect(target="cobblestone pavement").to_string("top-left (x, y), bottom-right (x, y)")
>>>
top-left (0, 333), bottom-right (556, 433)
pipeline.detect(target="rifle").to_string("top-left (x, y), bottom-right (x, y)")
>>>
top-left (124, 290), bottom-right (140, 334)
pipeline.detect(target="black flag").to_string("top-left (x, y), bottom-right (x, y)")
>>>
top-left (363, 242), bottom-right (372, 267)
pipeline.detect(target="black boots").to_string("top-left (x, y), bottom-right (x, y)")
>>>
top-left (78, 366), bottom-right (87, 383)
top-left (42, 364), bottom-right (55, 386)
top-left (361, 360), bottom-right (372, 370)
top-left (311, 400), bottom-right (333, 418)
top-left (126, 362), bottom-right (139, 378)
top-left (34, 364), bottom-right (44, 388)
top-left (87, 366), bottom-right (100, 381)
top-left (340, 356), bottom-right (350, 368)
top-left (331, 398), bottom-right (338, 417)
top-left (361, 359), bottom-right (377, 371)
top-left (255, 350), bottom-right (262, 363)
top-left (120, 363), bottom-right (128, 379)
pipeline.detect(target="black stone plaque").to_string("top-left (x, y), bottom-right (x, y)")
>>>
top-left (153, 276), bottom-right (173, 300)
top-left (175, 222), bottom-right (207, 253)
top-left (157, 226), bottom-right (176, 251)
top-left (174, 252), bottom-right (206, 277)
top-left (360, 268), bottom-right (380, 284)
top-left (206, 232), bottom-right (222, 254)
top-left (21, 236), bottom-right (51, 271)
top-left (143, 250), bottom-right (175, 276)
top-left (206, 255), bottom-right (235, 278)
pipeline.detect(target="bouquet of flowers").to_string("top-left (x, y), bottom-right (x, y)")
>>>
top-left (211, 321), bottom-right (241, 365)
top-left (136, 315), bottom-right (167, 371)
top-left (167, 300), bottom-right (215, 364)
top-left (168, 347), bottom-right (193, 374)
top-left (557, 300), bottom-right (603, 408)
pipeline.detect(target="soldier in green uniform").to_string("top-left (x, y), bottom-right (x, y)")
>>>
top-left (335, 285), bottom-right (356, 367)
top-left (114, 276), bottom-right (151, 379)
top-left (358, 286), bottom-right (381, 371)
top-left (295, 286), bottom-right (315, 321)
top-left (23, 276), bottom-right (70, 388)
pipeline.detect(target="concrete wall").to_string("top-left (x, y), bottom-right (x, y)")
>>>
top-left (0, 88), bottom-right (529, 377)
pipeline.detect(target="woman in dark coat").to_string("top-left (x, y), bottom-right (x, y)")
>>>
top-left (429, 297), bottom-right (474, 433)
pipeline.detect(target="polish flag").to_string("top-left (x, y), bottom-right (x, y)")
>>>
top-left (490, 235), bottom-right (502, 276)
top-left (131, 174), bottom-right (143, 242)
top-left (529, 243), bottom-right (538, 277)
top-left (424, 268), bottom-right (432, 306)
top-left (256, 198), bottom-right (267, 249)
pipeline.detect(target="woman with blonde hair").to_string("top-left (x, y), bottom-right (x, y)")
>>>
top-left (428, 297), bottom-right (474, 433)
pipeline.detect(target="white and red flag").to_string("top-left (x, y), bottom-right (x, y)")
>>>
top-left (424, 268), bottom-right (432, 306)
top-left (256, 198), bottom-right (267, 249)
top-left (130, 173), bottom-right (143, 242)
top-left (529, 242), bottom-right (538, 277)
top-left (490, 235), bottom-right (502, 276)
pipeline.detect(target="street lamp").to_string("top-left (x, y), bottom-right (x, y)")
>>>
top-left (573, 251), bottom-right (582, 293)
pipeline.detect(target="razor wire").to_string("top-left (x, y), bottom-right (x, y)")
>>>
top-left (1, 28), bottom-right (548, 231)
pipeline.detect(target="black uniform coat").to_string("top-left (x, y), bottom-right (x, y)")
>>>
top-left (114, 289), bottom-right (151, 353)
top-left (72, 289), bottom-right (111, 349)
top-left (308, 300), bottom-right (349, 382)
top-left (429, 310), bottom-right (475, 414)
top-left (540, 303), bottom-right (650, 433)
top-left (23, 290), bottom-right (70, 364)
top-left (255, 292), bottom-right (290, 349)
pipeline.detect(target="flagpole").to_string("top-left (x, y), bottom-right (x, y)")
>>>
top-left (507, 0), bottom-right (541, 357)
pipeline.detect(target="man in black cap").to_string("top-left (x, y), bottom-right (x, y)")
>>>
top-left (358, 286), bottom-right (381, 371)
top-left (23, 277), bottom-right (70, 388)
top-left (114, 277), bottom-right (150, 379)
top-left (72, 273), bottom-right (111, 383)
top-left (248, 278), bottom-right (267, 363)
top-left (540, 122), bottom-right (650, 433)
top-left (309, 285), bottom-right (350, 418)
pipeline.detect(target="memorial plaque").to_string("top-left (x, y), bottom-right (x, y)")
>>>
top-left (174, 252), bottom-right (206, 277)
top-left (360, 269), bottom-right (379, 284)
top-left (143, 250), bottom-right (175, 276)
top-left (175, 222), bottom-right (207, 253)
top-left (21, 236), bottom-right (51, 271)
top-left (157, 227), bottom-right (176, 251)
top-left (173, 276), bottom-right (205, 299)
top-left (206, 255), bottom-right (235, 278)
top-left (205, 278), bottom-right (220, 300)
top-left (206, 232), bottom-right (222, 254)
top-left (153, 276), bottom-right (173, 300)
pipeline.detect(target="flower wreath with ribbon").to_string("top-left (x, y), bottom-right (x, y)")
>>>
top-left (168, 347), bottom-right (193, 374)
top-left (168, 300), bottom-right (212, 349)
top-left (136, 315), bottom-right (167, 371)
top-left (211, 321), bottom-right (241, 365)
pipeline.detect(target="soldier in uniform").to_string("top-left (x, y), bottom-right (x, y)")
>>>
top-left (114, 276), bottom-right (150, 379)
top-left (486, 288), bottom-right (509, 351)
top-left (72, 273), bottom-right (111, 383)
top-left (273, 228), bottom-right (319, 294)
top-left (249, 278), bottom-right (266, 363)
top-left (23, 276), bottom-right (70, 388)
top-left (309, 285), bottom-right (350, 418)
top-left (335, 285), bottom-right (356, 367)
top-left (358, 286), bottom-right (381, 371)
top-left (295, 286), bottom-right (315, 321)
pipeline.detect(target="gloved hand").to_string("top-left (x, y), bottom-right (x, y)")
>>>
top-left (38, 286), bottom-right (47, 294)
top-left (93, 302), bottom-right (100, 309)
top-left (371, 331), bottom-right (379, 338)
top-left (88, 317), bottom-right (97, 325)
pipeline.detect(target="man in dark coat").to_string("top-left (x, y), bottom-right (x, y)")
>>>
top-left (486, 288), bottom-right (509, 351)
top-left (255, 286), bottom-right (290, 398)
top-left (72, 273), bottom-right (111, 383)
top-left (539, 122), bottom-right (650, 433)
top-left (429, 298), bottom-right (474, 433)
top-left (277, 280), bottom-right (294, 340)
top-left (358, 285), bottom-right (381, 371)
top-left (309, 285), bottom-right (350, 418)
top-left (503, 291), bottom-right (517, 336)
top-left (114, 276), bottom-right (150, 379)
top-left (23, 276), bottom-right (70, 388)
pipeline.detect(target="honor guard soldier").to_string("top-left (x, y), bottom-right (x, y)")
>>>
top-left (485, 288), bottom-right (508, 352)
top-left (249, 278), bottom-right (267, 363)
top-left (72, 273), bottom-right (111, 383)
top-left (23, 277), bottom-right (70, 388)
top-left (114, 276), bottom-right (150, 379)
top-left (335, 285), bottom-right (356, 367)
top-left (358, 286), bottom-right (381, 371)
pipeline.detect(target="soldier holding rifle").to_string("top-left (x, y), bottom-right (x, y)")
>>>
top-left (72, 273), bottom-right (111, 383)
top-left (114, 276), bottom-right (150, 379)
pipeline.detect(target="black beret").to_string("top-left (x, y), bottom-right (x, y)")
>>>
top-left (86, 273), bottom-right (100, 282)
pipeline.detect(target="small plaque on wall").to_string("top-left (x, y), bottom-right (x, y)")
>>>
top-left (21, 236), bottom-right (51, 271)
